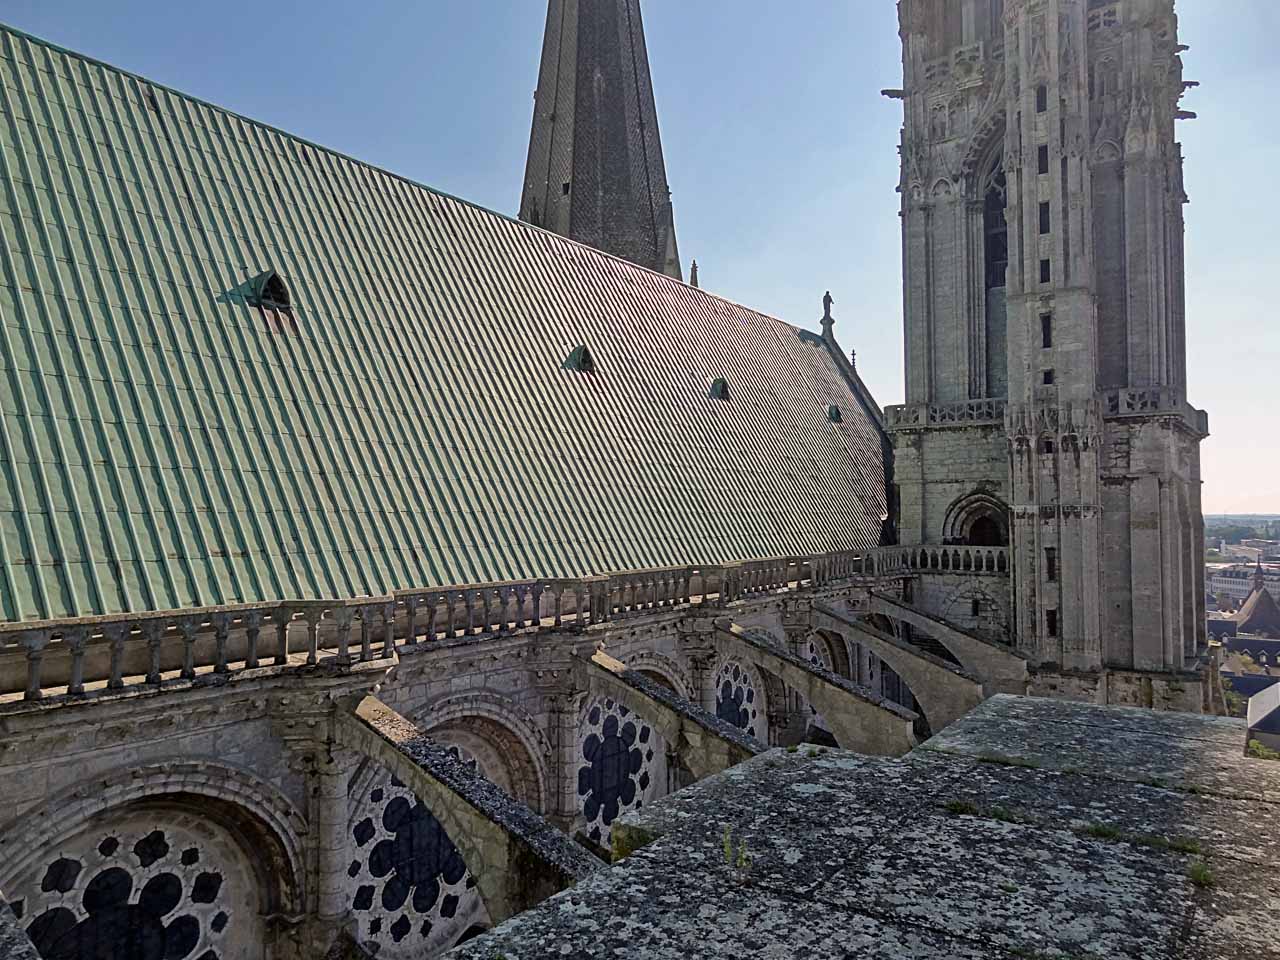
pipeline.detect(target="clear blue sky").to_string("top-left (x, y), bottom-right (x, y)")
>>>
top-left (4, 1), bottom-right (1275, 513)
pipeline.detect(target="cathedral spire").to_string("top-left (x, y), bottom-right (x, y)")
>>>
top-left (520, 0), bottom-right (683, 280)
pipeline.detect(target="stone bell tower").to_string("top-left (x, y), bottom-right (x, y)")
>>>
top-left (520, 0), bottom-right (682, 280)
top-left (887, 0), bottom-right (1210, 705)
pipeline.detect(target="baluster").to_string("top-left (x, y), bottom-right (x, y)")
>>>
top-left (481, 589), bottom-right (493, 633)
top-left (273, 609), bottom-right (291, 666)
top-left (425, 595), bottom-right (438, 642)
top-left (359, 606), bottom-right (374, 661)
top-left (21, 630), bottom-right (50, 701)
top-left (573, 585), bottom-right (584, 625)
top-left (305, 610), bottom-right (321, 665)
top-left (105, 624), bottom-right (127, 689)
top-left (446, 592), bottom-right (457, 638)
top-left (178, 619), bottom-right (199, 680)
top-left (65, 627), bottom-right (88, 696)
top-left (515, 585), bottom-right (528, 629)
top-left (553, 586), bottom-right (564, 627)
top-left (143, 622), bottom-right (164, 685)
top-left (334, 607), bottom-right (355, 660)
top-left (465, 591), bottom-right (477, 635)
top-left (245, 611), bottom-right (263, 669)
top-left (382, 603), bottom-right (396, 658)
top-left (404, 597), bottom-right (419, 646)
top-left (212, 614), bottom-right (231, 674)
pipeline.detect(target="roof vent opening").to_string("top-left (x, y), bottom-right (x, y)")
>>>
top-left (248, 269), bottom-right (291, 310)
top-left (827, 405), bottom-right (843, 423)
top-left (563, 345), bottom-right (595, 373)
top-left (709, 378), bottom-right (730, 401)
top-left (248, 269), bottom-right (296, 334)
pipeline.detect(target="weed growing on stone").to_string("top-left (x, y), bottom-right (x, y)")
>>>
top-left (944, 799), bottom-right (980, 816)
top-left (721, 824), bottom-right (752, 883)
top-left (1139, 834), bottom-right (1202, 856)
top-left (786, 745), bottom-right (799, 754)
top-left (1247, 739), bottom-right (1280, 762)
top-left (1188, 860), bottom-right (1214, 889)
top-left (1082, 822), bottom-right (1123, 841)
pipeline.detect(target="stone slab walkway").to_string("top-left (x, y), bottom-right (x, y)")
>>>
top-left (450, 696), bottom-right (1280, 959)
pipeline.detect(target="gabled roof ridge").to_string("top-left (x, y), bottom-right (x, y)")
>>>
top-left (0, 20), bottom-right (827, 341)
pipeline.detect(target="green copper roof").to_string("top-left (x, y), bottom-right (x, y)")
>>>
top-left (0, 24), bottom-right (887, 621)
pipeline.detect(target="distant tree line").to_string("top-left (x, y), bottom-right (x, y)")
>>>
top-left (1206, 520), bottom-right (1280, 544)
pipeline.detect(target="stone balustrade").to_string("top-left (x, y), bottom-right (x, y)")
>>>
top-left (1100, 388), bottom-right (1209, 435)
top-left (884, 399), bottom-right (1007, 429)
top-left (863, 545), bottom-right (1009, 577)
top-left (0, 551), bottom-right (870, 704)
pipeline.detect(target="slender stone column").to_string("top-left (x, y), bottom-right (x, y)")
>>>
top-left (314, 749), bottom-right (354, 922)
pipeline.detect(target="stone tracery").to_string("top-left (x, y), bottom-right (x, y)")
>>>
top-left (346, 766), bottom-right (488, 957)
top-left (7, 817), bottom-right (261, 960)
top-left (575, 697), bottom-right (664, 848)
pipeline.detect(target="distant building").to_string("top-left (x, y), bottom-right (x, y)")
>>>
top-left (1207, 563), bottom-right (1280, 604)
top-left (1231, 564), bottom-right (1280, 639)
top-left (1208, 619), bottom-right (1238, 641)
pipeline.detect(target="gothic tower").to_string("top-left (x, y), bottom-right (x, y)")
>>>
top-left (888, 0), bottom-right (1209, 702)
top-left (520, 0), bottom-right (683, 279)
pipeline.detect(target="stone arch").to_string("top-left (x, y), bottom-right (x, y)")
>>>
top-left (960, 109), bottom-right (1007, 193)
top-left (410, 692), bottom-right (550, 814)
top-left (1095, 139), bottom-right (1122, 162)
top-left (808, 629), bottom-right (852, 680)
top-left (943, 492), bottom-right (1011, 547)
top-left (930, 176), bottom-right (955, 199)
top-left (0, 761), bottom-right (305, 960)
top-left (939, 581), bottom-right (1012, 642)
top-left (0, 760), bottom-right (305, 913)
top-left (625, 651), bottom-right (692, 700)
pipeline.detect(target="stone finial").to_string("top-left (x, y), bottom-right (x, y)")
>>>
top-left (850, 348), bottom-right (857, 370)
top-left (690, 260), bottom-right (699, 289)
top-left (1255, 561), bottom-right (1266, 594)
top-left (821, 291), bottom-right (835, 339)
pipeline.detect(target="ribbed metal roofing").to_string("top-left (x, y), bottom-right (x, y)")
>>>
top-left (0, 24), bottom-right (887, 621)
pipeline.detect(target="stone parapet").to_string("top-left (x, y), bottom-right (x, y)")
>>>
top-left (0, 549), bottom-right (884, 706)
top-left (885, 399), bottom-right (1007, 430)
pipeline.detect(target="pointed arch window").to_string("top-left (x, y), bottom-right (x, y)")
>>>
top-left (983, 159), bottom-right (1008, 291)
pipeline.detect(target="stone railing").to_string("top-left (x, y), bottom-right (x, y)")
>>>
top-left (884, 399), bottom-right (1007, 429)
top-left (0, 552), bottom-right (872, 704)
top-left (1100, 388), bottom-right (1208, 435)
top-left (863, 545), bottom-right (1009, 577)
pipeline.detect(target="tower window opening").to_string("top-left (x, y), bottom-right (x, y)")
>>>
top-left (1043, 369), bottom-right (1056, 386)
top-left (1040, 259), bottom-right (1052, 284)
top-left (1038, 145), bottom-right (1050, 175)
top-left (1039, 202), bottom-right (1051, 235)
top-left (1046, 609), bottom-right (1059, 637)
top-left (1041, 313), bottom-right (1053, 348)
top-left (983, 162), bottom-right (1008, 290)
top-left (1046, 547), bottom-right (1058, 582)
top-left (1040, 438), bottom-right (1056, 455)
top-left (562, 181), bottom-right (571, 196)
top-left (971, 598), bottom-right (982, 618)
top-left (1036, 85), bottom-right (1049, 113)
